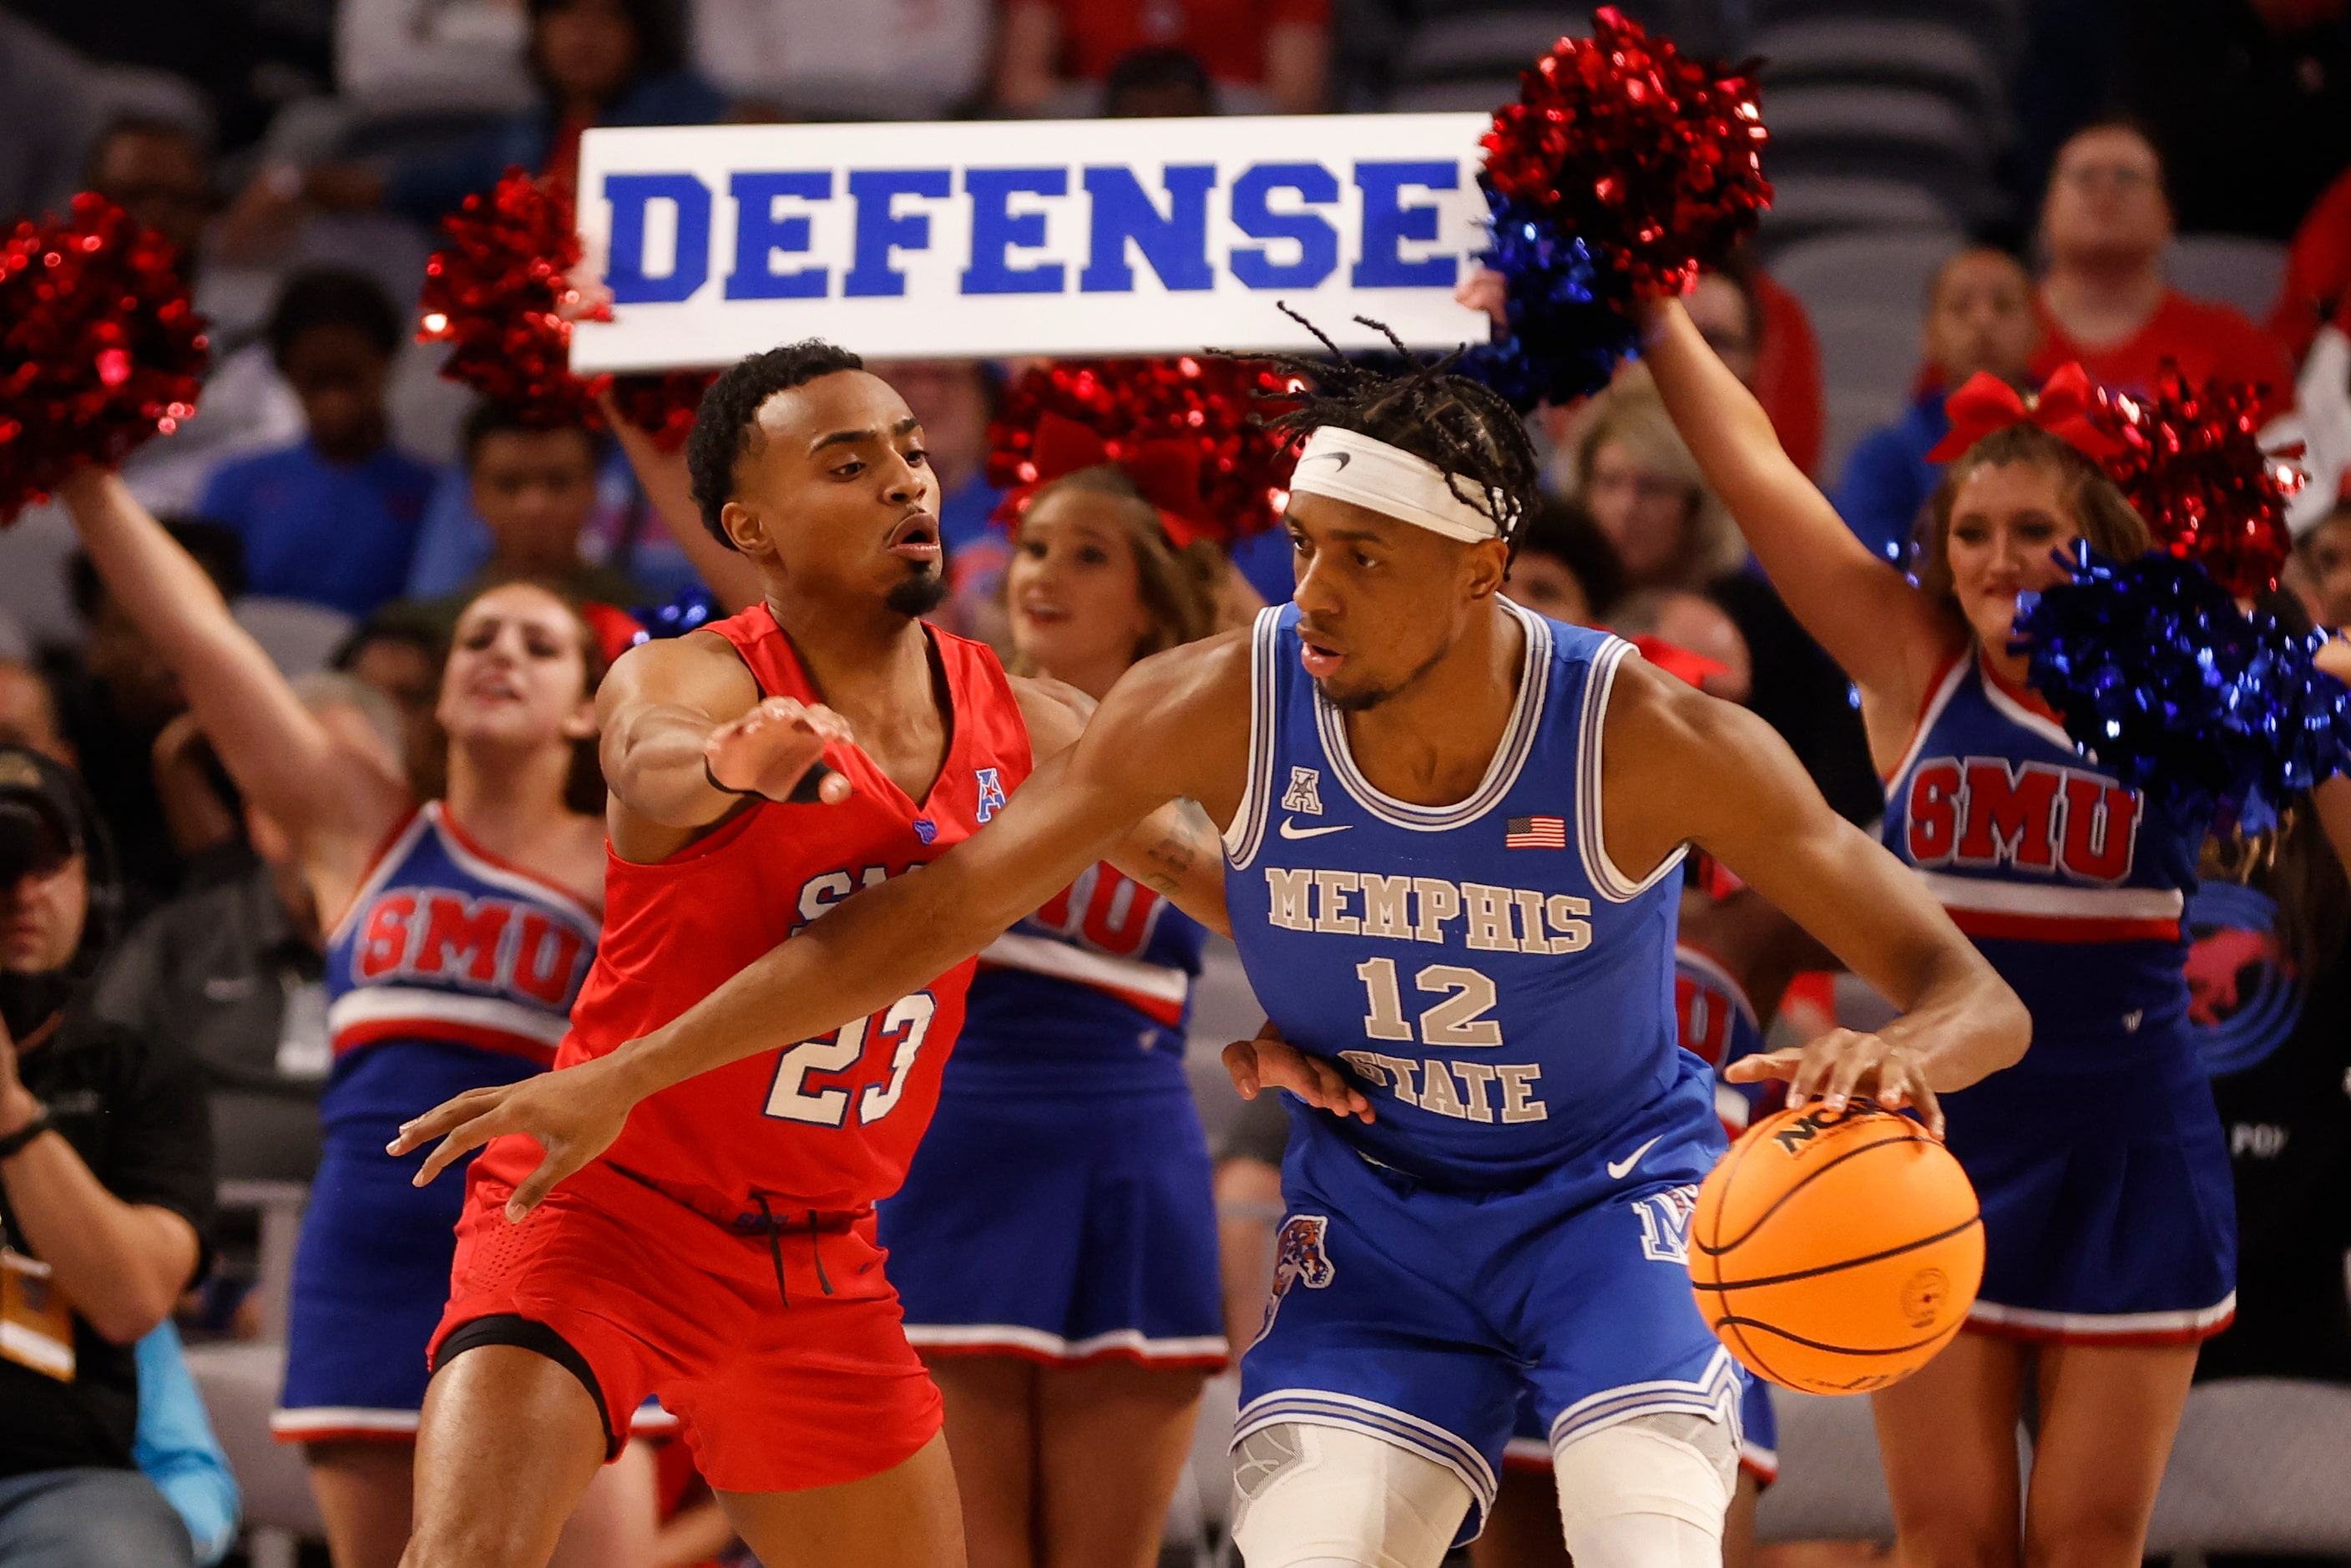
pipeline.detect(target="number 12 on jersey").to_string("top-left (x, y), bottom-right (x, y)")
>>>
top-left (763, 992), bottom-right (938, 1127)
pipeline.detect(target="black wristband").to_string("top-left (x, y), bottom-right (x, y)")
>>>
top-left (704, 755), bottom-right (839, 806)
top-left (702, 754), bottom-right (756, 799)
top-left (0, 1105), bottom-right (53, 1162)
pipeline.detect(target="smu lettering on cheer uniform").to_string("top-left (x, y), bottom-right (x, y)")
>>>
top-left (1223, 601), bottom-right (1690, 1187)
top-left (1883, 650), bottom-right (2204, 1059)
top-left (959, 861), bottom-right (1207, 1088)
top-left (1674, 944), bottom-right (1771, 1133)
top-left (559, 605), bottom-right (1034, 1225)
top-left (325, 803), bottom-right (600, 1080)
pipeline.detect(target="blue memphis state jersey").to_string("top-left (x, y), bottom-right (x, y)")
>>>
top-left (1222, 600), bottom-right (1688, 1186)
top-left (1882, 651), bottom-right (2203, 1060)
top-left (322, 802), bottom-right (600, 1130)
top-left (958, 862), bottom-right (1208, 1084)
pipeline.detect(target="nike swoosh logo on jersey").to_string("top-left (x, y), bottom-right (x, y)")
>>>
top-left (1606, 1136), bottom-right (1663, 1181)
top-left (1279, 817), bottom-right (1352, 839)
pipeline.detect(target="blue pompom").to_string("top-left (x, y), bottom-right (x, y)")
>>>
top-left (1458, 194), bottom-right (1643, 413)
top-left (629, 584), bottom-right (720, 644)
top-left (2011, 544), bottom-right (2351, 830)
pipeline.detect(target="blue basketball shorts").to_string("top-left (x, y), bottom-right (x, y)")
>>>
top-left (1504, 1375), bottom-right (1776, 1485)
top-left (880, 1079), bottom-right (1226, 1368)
top-left (1236, 1065), bottom-right (1737, 1546)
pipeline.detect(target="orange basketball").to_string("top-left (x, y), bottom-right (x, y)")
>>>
top-left (1689, 1101), bottom-right (1983, 1395)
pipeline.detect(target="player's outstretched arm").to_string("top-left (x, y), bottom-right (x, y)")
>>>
top-left (392, 637), bottom-right (1250, 1214)
top-left (1640, 298), bottom-right (1954, 714)
top-left (1599, 659), bottom-right (2030, 1133)
top-left (1011, 665), bottom-right (1235, 937)
top-left (598, 634), bottom-right (853, 847)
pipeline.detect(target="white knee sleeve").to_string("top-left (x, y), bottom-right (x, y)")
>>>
top-left (1230, 1423), bottom-right (1472, 1568)
top-left (1550, 1411), bottom-right (1737, 1568)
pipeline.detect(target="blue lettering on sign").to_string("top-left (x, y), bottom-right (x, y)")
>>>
top-left (1351, 160), bottom-right (1459, 289)
top-left (726, 170), bottom-right (831, 300)
top-left (1229, 162), bottom-right (1340, 291)
top-left (844, 169), bottom-right (953, 298)
top-left (961, 167), bottom-right (1067, 295)
top-left (606, 172), bottom-right (712, 304)
top-left (1080, 164), bottom-right (1216, 293)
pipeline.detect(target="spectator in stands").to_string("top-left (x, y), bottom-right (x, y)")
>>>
top-left (134, 1323), bottom-right (241, 1567)
top-left (690, 0), bottom-right (988, 121)
top-left (1609, 587), bottom-right (1754, 706)
top-left (0, 666), bottom-right (71, 767)
top-left (87, 679), bottom-right (401, 1187)
top-left (197, 270), bottom-right (437, 620)
top-left (1102, 46), bottom-right (1216, 118)
top-left (229, 0), bottom-right (724, 239)
top-left (85, 119), bottom-right (304, 517)
top-left (420, 406), bottom-right (645, 628)
top-left (2034, 119), bottom-right (2297, 409)
top-left (1703, 257), bottom-right (1828, 480)
top-left (1836, 249), bottom-right (2043, 568)
top-left (0, 746), bottom-right (215, 1568)
top-left (2295, 496), bottom-right (2351, 628)
top-left (1564, 377), bottom-right (1747, 593)
top-left (1504, 497), bottom-right (1624, 627)
top-left (333, 606), bottom-right (448, 800)
top-left (995, 0), bottom-right (1327, 116)
top-left (51, 523), bottom-right (245, 913)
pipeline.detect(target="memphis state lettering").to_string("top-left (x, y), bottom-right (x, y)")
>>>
top-left (603, 160), bottom-right (1460, 305)
top-left (351, 890), bottom-right (590, 1006)
top-left (1902, 755), bottom-right (2141, 883)
top-left (1263, 867), bottom-right (1595, 1129)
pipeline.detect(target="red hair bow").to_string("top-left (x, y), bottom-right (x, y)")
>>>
top-left (1925, 363), bottom-right (2124, 465)
top-left (1029, 411), bottom-right (1214, 547)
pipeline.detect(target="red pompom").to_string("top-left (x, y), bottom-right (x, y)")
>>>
top-left (984, 357), bottom-right (1301, 546)
top-left (605, 370), bottom-right (715, 454)
top-left (2090, 368), bottom-right (2302, 600)
top-left (1479, 6), bottom-right (1771, 302)
top-left (418, 169), bottom-right (710, 448)
top-left (0, 194), bottom-right (208, 522)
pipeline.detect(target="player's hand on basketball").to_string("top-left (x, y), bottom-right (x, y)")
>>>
top-left (705, 696), bottom-right (855, 805)
top-left (1726, 1029), bottom-right (1944, 1138)
top-left (387, 1058), bottom-right (635, 1219)
top-left (1225, 1020), bottom-right (1374, 1124)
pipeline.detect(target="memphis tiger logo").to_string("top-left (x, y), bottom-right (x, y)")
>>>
top-left (1253, 1215), bottom-right (1336, 1346)
top-left (1632, 1186), bottom-right (1697, 1265)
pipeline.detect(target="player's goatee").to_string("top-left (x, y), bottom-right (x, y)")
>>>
top-left (887, 569), bottom-right (949, 619)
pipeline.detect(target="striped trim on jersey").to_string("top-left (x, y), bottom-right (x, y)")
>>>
top-left (974, 933), bottom-right (1191, 1025)
top-left (902, 1323), bottom-right (1228, 1368)
top-left (326, 986), bottom-right (571, 1065)
top-left (1880, 652), bottom-right (1972, 791)
top-left (1918, 872), bottom-right (2185, 943)
top-left (1968, 1291), bottom-right (2237, 1346)
top-left (1222, 605), bottom-right (1287, 872)
top-left (1546, 1344), bottom-right (1743, 1449)
top-left (1578, 637), bottom-right (1688, 903)
top-left (1313, 597), bottom-right (1551, 833)
top-left (1501, 1428), bottom-right (1780, 1485)
top-left (1234, 1388), bottom-right (1499, 1517)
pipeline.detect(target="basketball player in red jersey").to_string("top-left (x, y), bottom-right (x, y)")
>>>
top-left (392, 341), bottom-right (1226, 1568)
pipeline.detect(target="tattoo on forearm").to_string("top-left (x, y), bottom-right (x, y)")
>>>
top-left (1135, 800), bottom-right (1216, 896)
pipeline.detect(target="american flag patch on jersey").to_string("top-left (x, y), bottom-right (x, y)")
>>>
top-left (1505, 815), bottom-right (1567, 849)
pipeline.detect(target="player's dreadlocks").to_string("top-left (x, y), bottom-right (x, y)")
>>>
top-left (1240, 308), bottom-right (1545, 554)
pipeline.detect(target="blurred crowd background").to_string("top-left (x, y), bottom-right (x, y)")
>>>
top-left (4, 1), bottom-right (2351, 1565)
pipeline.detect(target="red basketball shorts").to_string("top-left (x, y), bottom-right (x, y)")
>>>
top-left (429, 1136), bottom-right (942, 1494)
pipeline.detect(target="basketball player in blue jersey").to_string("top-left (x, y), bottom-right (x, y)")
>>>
top-left (397, 345), bottom-right (2030, 1568)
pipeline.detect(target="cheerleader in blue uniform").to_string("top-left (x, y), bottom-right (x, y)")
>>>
top-left (58, 470), bottom-right (643, 1568)
top-left (879, 460), bottom-right (1235, 1568)
top-left (1641, 298), bottom-right (2323, 1566)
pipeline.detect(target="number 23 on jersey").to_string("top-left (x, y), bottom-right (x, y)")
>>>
top-left (763, 992), bottom-right (938, 1128)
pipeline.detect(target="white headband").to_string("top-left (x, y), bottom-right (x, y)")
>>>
top-left (1287, 427), bottom-right (1502, 543)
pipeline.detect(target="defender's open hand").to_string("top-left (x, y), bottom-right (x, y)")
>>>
top-left (1225, 1020), bottom-right (1374, 1124)
top-left (387, 1056), bottom-right (637, 1220)
top-left (705, 696), bottom-right (855, 805)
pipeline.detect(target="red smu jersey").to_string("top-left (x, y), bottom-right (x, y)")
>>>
top-left (558, 604), bottom-right (1034, 1223)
